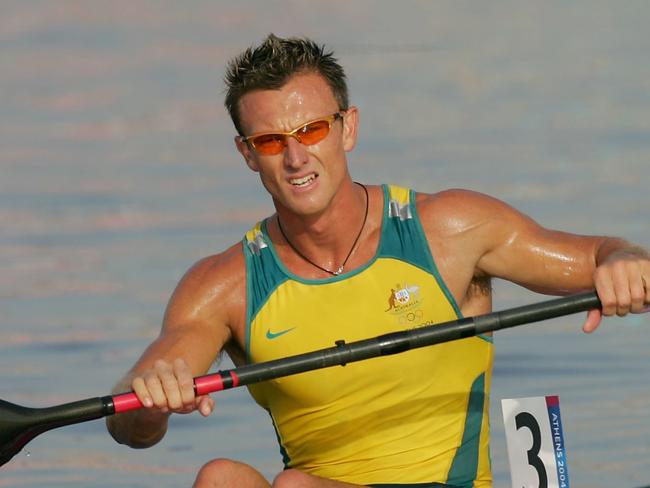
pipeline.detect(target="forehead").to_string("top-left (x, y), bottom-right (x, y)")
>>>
top-left (237, 73), bottom-right (339, 133)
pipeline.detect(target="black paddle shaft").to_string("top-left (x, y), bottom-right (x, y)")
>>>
top-left (0, 291), bottom-right (601, 467)
top-left (225, 291), bottom-right (601, 387)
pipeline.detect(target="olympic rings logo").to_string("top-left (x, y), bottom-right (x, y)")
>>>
top-left (398, 309), bottom-right (423, 325)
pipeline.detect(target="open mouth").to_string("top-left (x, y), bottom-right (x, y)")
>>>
top-left (289, 174), bottom-right (317, 188)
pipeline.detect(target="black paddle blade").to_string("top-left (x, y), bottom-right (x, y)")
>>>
top-left (0, 396), bottom-right (113, 467)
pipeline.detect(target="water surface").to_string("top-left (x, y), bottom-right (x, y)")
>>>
top-left (1, 2), bottom-right (648, 486)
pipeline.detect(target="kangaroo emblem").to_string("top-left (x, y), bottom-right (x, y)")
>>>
top-left (386, 288), bottom-right (397, 311)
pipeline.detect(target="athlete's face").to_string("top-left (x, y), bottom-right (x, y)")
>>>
top-left (235, 72), bottom-right (359, 217)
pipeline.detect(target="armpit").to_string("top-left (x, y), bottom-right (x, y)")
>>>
top-left (460, 275), bottom-right (493, 318)
top-left (467, 275), bottom-right (492, 298)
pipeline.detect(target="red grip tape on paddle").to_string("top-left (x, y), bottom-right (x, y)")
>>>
top-left (194, 375), bottom-right (223, 396)
top-left (194, 372), bottom-right (239, 396)
top-left (112, 372), bottom-right (240, 414)
top-left (112, 393), bottom-right (143, 414)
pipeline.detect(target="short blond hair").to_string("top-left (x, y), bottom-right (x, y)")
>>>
top-left (224, 34), bottom-right (349, 135)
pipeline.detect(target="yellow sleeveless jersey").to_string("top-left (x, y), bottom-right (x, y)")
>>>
top-left (243, 185), bottom-right (494, 487)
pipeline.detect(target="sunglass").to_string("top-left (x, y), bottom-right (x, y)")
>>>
top-left (240, 112), bottom-right (344, 155)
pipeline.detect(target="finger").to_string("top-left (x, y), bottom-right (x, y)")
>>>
top-left (131, 376), bottom-right (154, 408)
top-left (594, 267), bottom-right (616, 317)
top-left (143, 368), bottom-right (168, 412)
top-left (582, 309), bottom-right (602, 333)
top-left (197, 396), bottom-right (215, 417)
top-left (629, 270), bottom-right (646, 313)
top-left (157, 359), bottom-right (184, 410)
top-left (173, 358), bottom-right (197, 409)
top-left (610, 262), bottom-right (632, 317)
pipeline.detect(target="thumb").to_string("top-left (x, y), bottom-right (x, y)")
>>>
top-left (196, 395), bottom-right (215, 417)
top-left (582, 308), bottom-right (602, 333)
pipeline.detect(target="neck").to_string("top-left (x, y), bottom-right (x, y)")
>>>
top-left (276, 180), bottom-right (364, 240)
top-left (275, 182), bottom-right (370, 275)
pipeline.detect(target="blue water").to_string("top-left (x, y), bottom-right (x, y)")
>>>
top-left (1, 2), bottom-right (649, 487)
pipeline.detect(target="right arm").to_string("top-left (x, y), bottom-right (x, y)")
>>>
top-left (106, 245), bottom-right (245, 448)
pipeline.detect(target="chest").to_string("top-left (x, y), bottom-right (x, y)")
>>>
top-left (247, 258), bottom-right (459, 364)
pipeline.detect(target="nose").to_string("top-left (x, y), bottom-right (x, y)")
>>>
top-left (283, 135), bottom-right (309, 169)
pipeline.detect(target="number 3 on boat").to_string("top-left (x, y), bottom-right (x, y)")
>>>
top-left (502, 396), bottom-right (569, 488)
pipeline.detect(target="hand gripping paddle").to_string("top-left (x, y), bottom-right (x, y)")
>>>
top-left (0, 291), bottom-right (601, 467)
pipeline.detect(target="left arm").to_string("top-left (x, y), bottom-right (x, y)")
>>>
top-left (419, 190), bottom-right (650, 331)
top-left (473, 198), bottom-right (650, 331)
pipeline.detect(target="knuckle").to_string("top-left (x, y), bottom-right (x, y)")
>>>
top-left (161, 375), bottom-right (179, 392)
top-left (153, 359), bottom-right (171, 372)
top-left (173, 357), bottom-right (187, 369)
top-left (178, 375), bottom-right (194, 389)
top-left (600, 296), bottom-right (617, 312)
top-left (601, 305), bottom-right (617, 317)
top-left (151, 393), bottom-right (168, 409)
top-left (631, 289), bottom-right (645, 303)
top-left (618, 294), bottom-right (632, 308)
top-left (615, 297), bottom-right (631, 316)
top-left (142, 375), bottom-right (157, 390)
top-left (167, 398), bottom-right (182, 410)
top-left (143, 370), bottom-right (161, 385)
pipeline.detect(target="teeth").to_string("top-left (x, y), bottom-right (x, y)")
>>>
top-left (290, 175), bottom-right (315, 187)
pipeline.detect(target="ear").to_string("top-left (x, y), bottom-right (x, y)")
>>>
top-left (235, 136), bottom-right (260, 172)
top-left (341, 106), bottom-right (359, 152)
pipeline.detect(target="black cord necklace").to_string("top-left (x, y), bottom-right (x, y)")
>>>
top-left (277, 182), bottom-right (369, 276)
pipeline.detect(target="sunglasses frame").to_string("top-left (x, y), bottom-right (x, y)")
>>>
top-left (240, 111), bottom-right (345, 155)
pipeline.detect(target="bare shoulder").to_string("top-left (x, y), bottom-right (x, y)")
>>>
top-left (415, 188), bottom-right (530, 239)
top-left (174, 241), bottom-right (246, 296)
top-left (416, 188), bottom-right (517, 215)
top-left (414, 187), bottom-right (605, 295)
top-left (412, 188), bottom-right (539, 309)
top-left (113, 241), bottom-right (249, 382)
top-left (162, 241), bottom-right (247, 347)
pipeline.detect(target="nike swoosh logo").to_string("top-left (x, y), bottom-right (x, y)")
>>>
top-left (266, 327), bottom-right (295, 340)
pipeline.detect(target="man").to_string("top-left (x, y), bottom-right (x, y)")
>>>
top-left (106, 34), bottom-right (650, 487)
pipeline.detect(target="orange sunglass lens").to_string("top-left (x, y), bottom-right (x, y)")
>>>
top-left (296, 120), bottom-right (330, 145)
top-left (248, 117), bottom-right (335, 155)
top-left (252, 134), bottom-right (286, 155)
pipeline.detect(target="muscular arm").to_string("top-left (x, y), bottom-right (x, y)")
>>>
top-left (418, 190), bottom-right (649, 324)
top-left (106, 245), bottom-right (245, 448)
top-left (473, 197), bottom-right (647, 298)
